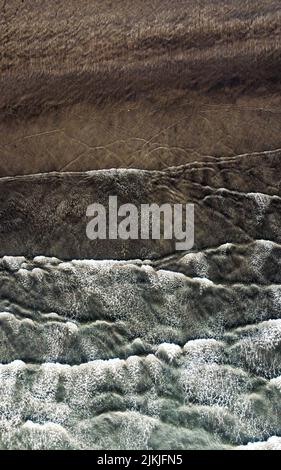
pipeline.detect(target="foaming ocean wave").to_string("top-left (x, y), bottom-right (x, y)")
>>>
top-left (0, 254), bottom-right (280, 449)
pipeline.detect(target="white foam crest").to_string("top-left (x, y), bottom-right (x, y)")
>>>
top-left (118, 411), bottom-right (157, 450)
top-left (247, 192), bottom-right (271, 223)
top-left (179, 252), bottom-right (209, 277)
top-left (16, 421), bottom-right (73, 450)
top-left (250, 240), bottom-right (273, 275)
top-left (0, 256), bottom-right (26, 272)
top-left (269, 376), bottom-right (281, 392)
top-left (156, 343), bottom-right (182, 363)
top-left (238, 436), bottom-right (281, 450)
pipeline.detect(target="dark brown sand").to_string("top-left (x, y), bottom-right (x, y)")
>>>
top-left (1, 0), bottom-right (281, 174)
